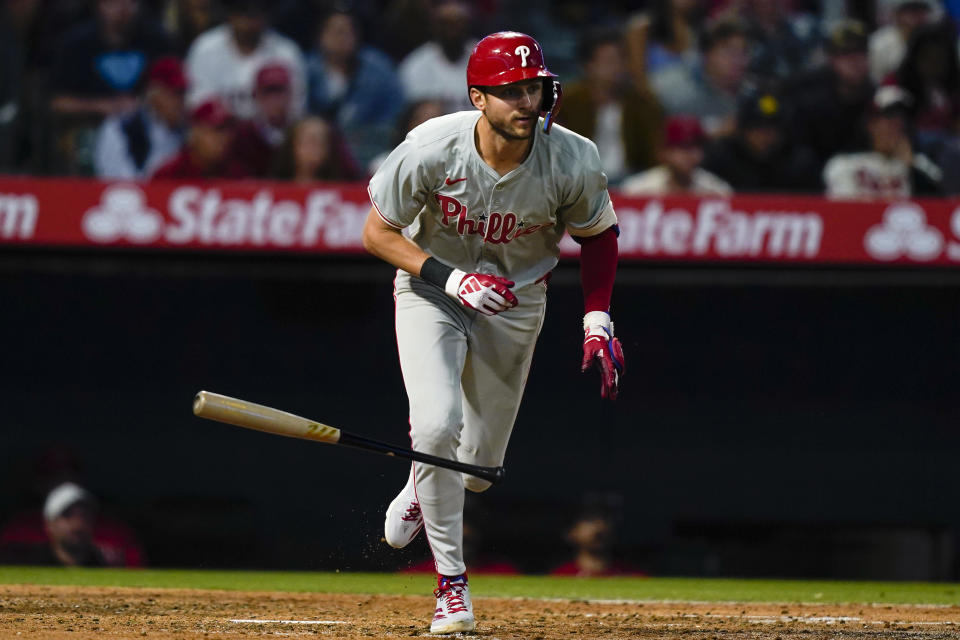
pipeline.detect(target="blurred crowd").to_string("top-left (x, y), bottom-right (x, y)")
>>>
top-left (1, 0), bottom-right (959, 197)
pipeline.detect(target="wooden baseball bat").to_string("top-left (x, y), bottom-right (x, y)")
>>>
top-left (193, 391), bottom-right (505, 485)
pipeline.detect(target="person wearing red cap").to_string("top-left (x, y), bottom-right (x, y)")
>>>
top-left (151, 97), bottom-right (246, 179)
top-left (230, 62), bottom-right (296, 177)
top-left (94, 56), bottom-right (188, 179)
top-left (184, 0), bottom-right (305, 121)
top-left (620, 115), bottom-right (732, 195)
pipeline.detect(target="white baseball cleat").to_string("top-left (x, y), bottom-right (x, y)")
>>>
top-left (430, 574), bottom-right (475, 634)
top-left (384, 469), bottom-right (423, 549)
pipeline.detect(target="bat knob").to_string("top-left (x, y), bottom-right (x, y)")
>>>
top-left (492, 466), bottom-right (506, 485)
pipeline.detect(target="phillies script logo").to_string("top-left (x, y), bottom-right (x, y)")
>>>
top-left (435, 194), bottom-right (553, 244)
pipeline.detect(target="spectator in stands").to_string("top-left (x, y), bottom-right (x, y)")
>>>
top-left (47, 0), bottom-right (174, 174)
top-left (550, 499), bottom-right (642, 577)
top-left (0, 483), bottom-right (118, 567)
top-left (869, 0), bottom-right (938, 84)
top-left (650, 18), bottom-right (750, 137)
top-left (306, 8), bottom-right (404, 168)
top-left (271, 115), bottom-right (364, 182)
top-left (377, 0), bottom-right (434, 62)
top-left (163, 0), bottom-right (223, 55)
top-left (893, 21), bottom-right (960, 143)
top-left (738, 0), bottom-right (819, 82)
top-left (49, 0), bottom-right (173, 121)
top-left (0, 448), bottom-right (145, 567)
top-left (230, 62), bottom-right (295, 177)
top-left (398, 0), bottom-right (476, 113)
top-left (620, 115), bottom-right (732, 196)
top-left (152, 97), bottom-right (247, 178)
top-left (271, 0), bottom-right (381, 53)
top-left (43, 483), bottom-right (109, 566)
top-left (93, 56), bottom-right (187, 179)
top-left (641, 0), bottom-right (704, 74)
top-left (560, 27), bottom-right (662, 184)
top-left (367, 99), bottom-right (445, 174)
top-left (185, 0), bottom-right (305, 121)
top-left (703, 89), bottom-right (821, 192)
top-left (824, 85), bottom-right (942, 198)
top-left (788, 20), bottom-right (874, 166)
top-left (3, 0), bottom-right (94, 172)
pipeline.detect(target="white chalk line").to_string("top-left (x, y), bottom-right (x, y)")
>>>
top-left (527, 596), bottom-right (957, 609)
top-left (587, 612), bottom-right (960, 626)
top-left (228, 619), bottom-right (348, 625)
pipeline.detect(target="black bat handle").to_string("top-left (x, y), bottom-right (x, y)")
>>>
top-left (337, 431), bottom-right (505, 485)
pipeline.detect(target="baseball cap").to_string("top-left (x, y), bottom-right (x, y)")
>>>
top-left (255, 63), bottom-right (291, 92)
top-left (826, 20), bottom-right (868, 55)
top-left (663, 115), bottom-right (705, 147)
top-left (190, 97), bottom-right (234, 127)
top-left (737, 91), bottom-right (784, 127)
top-left (44, 482), bottom-right (95, 522)
top-left (148, 56), bottom-right (188, 92)
top-left (871, 85), bottom-right (913, 115)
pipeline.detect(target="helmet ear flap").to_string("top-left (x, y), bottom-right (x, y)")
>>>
top-left (542, 80), bottom-right (563, 134)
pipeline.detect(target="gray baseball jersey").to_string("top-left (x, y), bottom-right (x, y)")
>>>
top-left (370, 111), bottom-right (616, 577)
top-left (368, 111), bottom-right (618, 289)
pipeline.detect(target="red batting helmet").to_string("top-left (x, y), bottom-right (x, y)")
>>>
top-left (467, 31), bottom-right (563, 134)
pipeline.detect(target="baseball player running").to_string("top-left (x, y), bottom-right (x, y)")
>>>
top-left (363, 31), bottom-right (624, 634)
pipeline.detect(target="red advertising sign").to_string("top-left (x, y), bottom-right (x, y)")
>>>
top-left (1, 178), bottom-right (958, 265)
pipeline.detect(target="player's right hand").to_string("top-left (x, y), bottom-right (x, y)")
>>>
top-left (445, 269), bottom-right (519, 316)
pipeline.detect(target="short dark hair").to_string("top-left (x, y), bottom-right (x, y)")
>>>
top-left (699, 18), bottom-right (747, 53)
top-left (577, 26), bottom-right (624, 65)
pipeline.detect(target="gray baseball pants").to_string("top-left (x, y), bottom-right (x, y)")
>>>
top-left (393, 270), bottom-right (546, 576)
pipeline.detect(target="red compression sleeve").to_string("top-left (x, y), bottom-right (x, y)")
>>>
top-left (579, 227), bottom-right (618, 312)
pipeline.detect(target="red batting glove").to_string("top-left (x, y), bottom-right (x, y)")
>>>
top-left (581, 311), bottom-right (625, 400)
top-left (444, 269), bottom-right (519, 316)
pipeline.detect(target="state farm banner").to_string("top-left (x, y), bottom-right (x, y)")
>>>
top-left (1, 177), bottom-right (958, 265)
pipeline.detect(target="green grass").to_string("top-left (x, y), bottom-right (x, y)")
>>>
top-left (1, 567), bottom-right (958, 606)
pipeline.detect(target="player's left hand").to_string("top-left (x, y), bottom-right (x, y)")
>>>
top-left (581, 311), bottom-right (625, 400)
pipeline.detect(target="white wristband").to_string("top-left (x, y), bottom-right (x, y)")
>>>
top-left (583, 310), bottom-right (613, 335)
top-left (444, 268), bottom-right (468, 298)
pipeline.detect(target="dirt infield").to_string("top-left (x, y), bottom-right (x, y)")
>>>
top-left (2, 584), bottom-right (959, 639)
